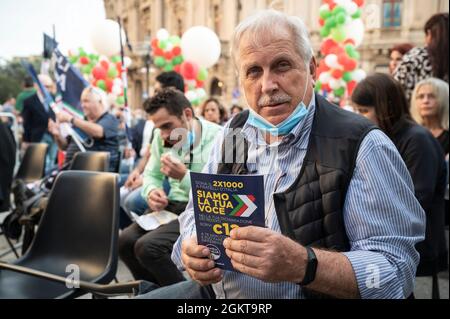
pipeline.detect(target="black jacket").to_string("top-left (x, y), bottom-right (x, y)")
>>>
top-left (391, 118), bottom-right (448, 275)
top-left (0, 122), bottom-right (16, 211)
top-left (21, 93), bottom-right (55, 142)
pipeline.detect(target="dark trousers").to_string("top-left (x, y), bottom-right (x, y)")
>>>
top-left (118, 201), bottom-right (187, 287)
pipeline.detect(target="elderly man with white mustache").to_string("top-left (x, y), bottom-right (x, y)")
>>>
top-left (137, 9), bottom-right (425, 300)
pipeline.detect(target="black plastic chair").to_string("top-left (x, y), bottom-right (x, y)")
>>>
top-left (69, 152), bottom-right (110, 172)
top-left (0, 171), bottom-right (139, 299)
top-left (15, 143), bottom-right (48, 183)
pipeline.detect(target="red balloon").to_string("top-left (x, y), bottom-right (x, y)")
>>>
top-left (344, 39), bottom-right (356, 46)
top-left (321, 39), bottom-right (338, 56)
top-left (319, 18), bottom-right (325, 27)
top-left (164, 51), bottom-right (174, 60)
top-left (151, 38), bottom-right (159, 49)
top-left (100, 60), bottom-right (109, 70)
top-left (180, 61), bottom-right (199, 80)
top-left (348, 80), bottom-right (357, 96)
top-left (105, 79), bottom-right (114, 93)
top-left (330, 46), bottom-right (345, 56)
top-left (337, 53), bottom-right (348, 67)
top-left (196, 80), bottom-right (204, 88)
top-left (154, 48), bottom-right (164, 57)
top-left (331, 69), bottom-right (344, 79)
top-left (353, 0), bottom-right (365, 7)
top-left (344, 59), bottom-right (357, 72)
top-left (174, 65), bottom-right (181, 74)
top-left (116, 61), bottom-right (122, 72)
top-left (172, 46), bottom-right (182, 56)
top-left (322, 83), bottom-right (331, 93)
top-left (92, 66), bottom-right (107, 80)
top-left (79, 57), bottom-right (90, 65)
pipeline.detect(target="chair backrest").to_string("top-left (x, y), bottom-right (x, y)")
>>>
top-left (15, 143), bottom-right (48, 183)
top-left (22, 171), bottom-right (119, 286)
top-left (69, 152), bottom-right (110, 172)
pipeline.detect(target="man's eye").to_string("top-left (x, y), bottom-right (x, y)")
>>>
top-left (246, 68), bottom-right (260, 77)
top-left (277, 62), bottom-right (290, 70)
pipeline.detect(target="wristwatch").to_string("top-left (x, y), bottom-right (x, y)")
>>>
top-left (298, 246), bottom-right (318, 286)
top-left (70, 117), bottom-right (75, 126)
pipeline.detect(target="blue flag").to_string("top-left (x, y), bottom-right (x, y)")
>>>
top-left (52, 47), bottom-right (89, 116)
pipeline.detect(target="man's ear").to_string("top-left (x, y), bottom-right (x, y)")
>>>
top-left (310, 57), bottom-right (317, 82)
top-left (183, 107), bottom-right (194, 121)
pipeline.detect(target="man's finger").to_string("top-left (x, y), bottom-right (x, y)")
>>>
top-left (223, 238), bottom-right (264, 257)
top-left (225, 249), bottom-right (265, 269)
top-left (230, 226), bottom-right (272, 242)
top-left (188, 268), bottom-right (223, 283)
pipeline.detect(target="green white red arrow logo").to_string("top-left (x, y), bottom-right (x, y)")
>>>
top-left (230, 195), bottom-right (257, 217)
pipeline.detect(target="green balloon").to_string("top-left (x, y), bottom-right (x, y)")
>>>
top-left (172, 56), bottom-right (184, 65)
top-left (315, 81), bottom-right (322, 92)
top-left (325, 17), bottom-right (337, 29)
top-left (336, 12), bottom-right (347, 25)
top-left (320, 9), bottom-right (331, 20)
top-left (197, 68), bottom-right (208, 81)
top-left (159, 39), bottom-right (168, 50)
top-left (164, 63), bottom-right (174, 72)
top-left (343, 72), bottom-right (353, 82)
top-left (332, 5), bottom-right (346, 16)
top-left (169, 35), bottom-right (181, 45)
top-left (154, 56), bottom-right (166, 68)
top-left (320, 26), bottom-right (331, 38)
top-left (69, 56), bottom-right (78, 64)
top-left (334, 87), bottom-right (345, 97)
top-left (82, 65), bottom-right (92, 74)
top-left (352, 9), bottom-right (361, 19)
top-left (78, 48), bottom-right (87, 57)
top-left (331, 26), bottom-right (346, 42)
top-left (116, 96), bottom-right (125, 106)
top-left (108, 66), bottom-right (118, 78)
top-left (111, 56), bottom-right (121, 63)
top-left (96, 80), bottom-right (106, 91)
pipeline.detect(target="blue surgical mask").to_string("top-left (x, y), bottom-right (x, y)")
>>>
top-left (247, 75), bottom-right (310, 136)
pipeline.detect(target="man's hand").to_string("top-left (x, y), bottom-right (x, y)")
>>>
top-left (56, 111), bottom-right (73, 124)
top-left (223, 226), bottom-right (307, 283)
top-left (147, 188), bottom-right (168, 212)
top-left (181, 236), bottom-right (223, 286)
top-left (124, 170), bottom-right (141, 189)
top-left (48, 119), bottom-right (60, 137)
top-left (160, 154), bottom-right (187, 181)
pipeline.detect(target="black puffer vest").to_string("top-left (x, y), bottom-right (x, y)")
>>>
top-left (217, 95), bottom-right (377, 252)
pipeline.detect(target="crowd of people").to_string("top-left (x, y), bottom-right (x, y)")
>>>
top-left (1, 10), bottom-right (448, 299)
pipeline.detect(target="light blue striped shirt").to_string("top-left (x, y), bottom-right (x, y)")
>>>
top-left (171, 95), bottom-right (425, 299)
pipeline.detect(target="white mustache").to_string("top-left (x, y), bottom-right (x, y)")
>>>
top-left (257, 94), bottom-right (292, 108)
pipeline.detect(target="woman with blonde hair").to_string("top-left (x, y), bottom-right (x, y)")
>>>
top-left (411, 77), bottom-right (449, 157)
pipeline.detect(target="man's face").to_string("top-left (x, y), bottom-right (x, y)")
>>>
top-left (150, 107), bottom-right (190, 147)
top-left (238, 27), bottom-right (314, 125)
top-left (81, 92), bottom-right (102, 119)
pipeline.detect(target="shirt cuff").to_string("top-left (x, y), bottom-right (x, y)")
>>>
top-left (343, 250), bottom-right (407, 299)
top-left (179, 169), bottom-right (191, 192)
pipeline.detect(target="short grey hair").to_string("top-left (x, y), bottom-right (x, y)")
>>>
top-left (231, 9), bottom-right (313, 71)
top-left (411, 78), bottom-right (449, 131)
top-left (82, 86), bottom-right (109, 112)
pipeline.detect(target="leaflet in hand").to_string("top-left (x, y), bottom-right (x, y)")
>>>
top-left (190, 172), bottom-right (265, 271)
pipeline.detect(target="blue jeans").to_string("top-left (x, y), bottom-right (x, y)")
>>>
top-left (122, 186), bottom-right (148, 216)
top-left (136, 280), bottom-right (215, 299)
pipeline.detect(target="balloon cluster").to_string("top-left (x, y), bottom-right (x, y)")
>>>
top-left (69, 48), bottom-right (132, 106)
top-left (316, 0), bottom-right (366, 101)
top-left (151, 27), bottom-right (221, 107)
top-left (151, 29), bottom-right (184, 73)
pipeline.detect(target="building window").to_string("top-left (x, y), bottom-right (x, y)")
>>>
top-left (383, 0), bottom-right (402, 27)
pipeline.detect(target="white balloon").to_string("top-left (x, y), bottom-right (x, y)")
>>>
top-left (344, 19), bottom-right (365, 47)
top-left (124, 56), bottom-right (132, 68)
top-left (319, 72), bottom-right (332, 84)
top-left (329, 79), bottom-right (346, 90)
top-left (113, 78), bottom-right (123, 86)
top-left (112, 84), bottom-right (122, 96)
top-left (185, 90), bottom-right (198, 101)
top-left (196, 88), bottom-right (207, 99)
top-left (344, 2), bottom-right (359, 15)
top-left (352, 69), bottom-right (367, 82)
top-left (157, 28), bottom-right (170, 41)
top-left (181, 26), bottom-right (221, 68)
top-left (319, 4), bottom-right (330, 12)
top-left (91, 19), bottom-right (126, 56)
top-left (325, 54), bottom-right (340, 69)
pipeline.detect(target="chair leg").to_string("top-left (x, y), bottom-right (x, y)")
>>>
top-left (432, 272), bottom-right (440, 299)
top-left (3, 235), bottom-right (19, 258)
